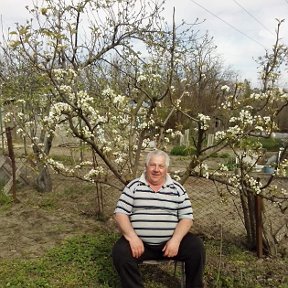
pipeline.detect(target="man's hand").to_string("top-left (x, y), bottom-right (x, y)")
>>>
top-left (163, 218), bottom-right (192, 257)
top-left (114, 213), bottom-right (144, 258)
top-left (162, 238), bottom-right (180, 258)
top-left (128, 235), bottom-right (145, 258)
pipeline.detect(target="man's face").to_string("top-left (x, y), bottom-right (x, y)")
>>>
top-left (146, 155), bottom-right (167, 186)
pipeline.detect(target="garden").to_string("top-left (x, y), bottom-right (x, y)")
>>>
top-left (0, 0), bottom-right (288, 287)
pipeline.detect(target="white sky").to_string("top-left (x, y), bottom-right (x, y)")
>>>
top-left (1, 0), bottom-right (288, 87)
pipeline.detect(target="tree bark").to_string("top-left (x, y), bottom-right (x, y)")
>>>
top-left (35, 165), bottom-right (52, 193)
top-left (5, 127), bottom-right (20, 203)
top-left (33, 133), bottom-right (53, 193)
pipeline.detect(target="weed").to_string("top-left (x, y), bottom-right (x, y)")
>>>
top-left (170, 145), bottom-right (189, 156)
top-left (171, 145), bottom-right (196, 156)
top-left (39, 197), bottom-right (56, 210)
top-left (50, 154), bottom-right (75, 165)
top-left (224, 157), bottom-right (237, 171)
top-left (210, 152), bottom-right (230, 158)
top-left (0, 190), bottom-right (13, 209)
top-left (245, 136), bottom-right (283, 152)
top-left (258, 137), bottom-right (283, 151)
top-left (63, 183), bottom-right (94, 197)
top-left (219, 152), bottom-right (230, 158)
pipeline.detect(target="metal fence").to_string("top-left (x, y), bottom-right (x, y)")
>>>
top-left (186, 176), bottom-right (288, 254)
top-left (186, 177), bottom-right (246, 241)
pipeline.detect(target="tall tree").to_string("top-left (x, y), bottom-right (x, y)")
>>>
top-left (1, 0), bottom-right (201, 190)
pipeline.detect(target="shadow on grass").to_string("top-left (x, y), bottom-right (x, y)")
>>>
top-left (141, 263), bottom-right (182, 288)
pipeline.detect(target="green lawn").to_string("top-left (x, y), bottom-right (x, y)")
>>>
top-left (0, 231), bottom-right (287, 288)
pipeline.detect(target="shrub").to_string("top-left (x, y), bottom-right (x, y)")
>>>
top-left (170, 145), bottom-right (189, 156)
top-left (0, 190), bottom-right (13, 207)
top-left (50, 154), bottom-right (75, 165)
top-left (170, 145), bottom-right (196, 156)
top-left (224, 156), bottom-right (237, 171)
top-left (259, 137), bottom-right (283, 151)
top-left (219, 152), bottom-right (231, 158)
top-left (210, 152), bottom-right (230, 158)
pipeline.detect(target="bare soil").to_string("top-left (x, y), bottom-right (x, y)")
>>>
top-left (0, 175), bottom-right (115, 259)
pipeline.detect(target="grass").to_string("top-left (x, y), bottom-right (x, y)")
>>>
top-left (0, 232), bottom-right (119, 288)
top-left (205, 239), bottom-right (288, 288)
top-left (223, 156), bottom-right (237, 171)
top-left (33, 182), bottom-right (95, 211)
top-left (210, 152), bottom-right (230, 158)
top-left (170, 137), bottom-right (284, 157)
top-left (0, 190), bottom-right (13, 211)
top-left (170, 145), bottom-right (197, 156)
top-left (258, 137), bottom-right (283, 151)
top-left (49, 154), bottom-right (76, 166)
top-left (0, 232), bottom-right (287, 288)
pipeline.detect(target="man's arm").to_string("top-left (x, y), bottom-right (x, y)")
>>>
top-left (162, 218), bottom-right (193, 257)
top-left (114, 213), bottom-right (144, 258)
top-left (172, 218), bottom-right (193, 242)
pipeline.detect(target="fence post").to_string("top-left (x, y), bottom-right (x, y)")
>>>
top-left (0, 107), bottom-right (4, 151)
top-left (5, 126), bottom-right (19, 203)
top-left (255, 194), bottom-right (263, 258)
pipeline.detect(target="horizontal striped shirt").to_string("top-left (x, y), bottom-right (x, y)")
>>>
top-left (114, 173), bottom-right (193, 245)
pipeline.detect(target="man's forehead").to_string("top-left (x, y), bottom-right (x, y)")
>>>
top-left (148, 155), bottom-right (166, 164)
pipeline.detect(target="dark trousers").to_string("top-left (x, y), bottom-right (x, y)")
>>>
top-left (112, 232), bottom-right (205, 288)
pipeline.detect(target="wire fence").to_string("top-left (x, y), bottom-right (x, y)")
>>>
top-left (187, 177), bottom-right (246, 241)
top-left (0, 140), bottom-right (287, 255)
top-left (186, 176), bottom-right (288, 254)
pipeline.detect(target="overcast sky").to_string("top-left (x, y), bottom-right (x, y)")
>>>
top-left (1, 0), bottom-right (287, 87)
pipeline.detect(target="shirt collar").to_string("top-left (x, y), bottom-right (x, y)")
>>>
top-left (139, 173), bottom-right (174, 187)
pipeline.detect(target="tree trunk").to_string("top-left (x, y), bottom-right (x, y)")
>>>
top-left (240, 185), bottom-right (257, 250)
top-left (247, 190), bottom-right (256, 248)
top-left (35, 165), bottom-right (52, 193)
top-left (5, 127), bottom-right (20, 203)
top-left (33, 133), bottom-right (53, 193)
top-left (240, 190), bottom-right (251, 242)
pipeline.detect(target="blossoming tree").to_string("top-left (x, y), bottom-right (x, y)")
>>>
top-left (1, 0), bottom-right (202, 191)
top-left (170, 19), bottom-right (288, 254)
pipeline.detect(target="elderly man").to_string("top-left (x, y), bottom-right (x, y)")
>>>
top-left (112, 150), bottom-right (205, 288)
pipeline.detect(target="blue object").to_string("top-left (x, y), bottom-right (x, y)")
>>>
top-left (263, 166), bottom-right (275, 174)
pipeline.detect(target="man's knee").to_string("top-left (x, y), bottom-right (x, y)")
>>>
top-left (192, 234), bottom-right (204, 251)
top-left (181, 233), bottom-right (205, 257)
top-left (112, 237), bottom-right (132, 265)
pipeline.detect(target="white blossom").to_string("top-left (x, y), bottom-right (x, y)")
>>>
top-left (84, 167), bottom-right (105, 182)
top-left (137, 75), bottom-right (147, 82)
top-left (219, 164), bottom-right (229, 172)
top-left (175, 99), bottom-right (181, 107)
top-left (221, 85), bottom-right (230, 92)
top-left (113, 94), bottom-right (126, 104)
top-left (215, 131), bottom-right (226, 141)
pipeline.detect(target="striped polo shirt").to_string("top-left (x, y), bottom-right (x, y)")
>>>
top-left (114, 173), bottom-right (193, 245)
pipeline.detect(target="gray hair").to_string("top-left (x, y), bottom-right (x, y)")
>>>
top-left (145, 150), bottom-right (170, 167)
